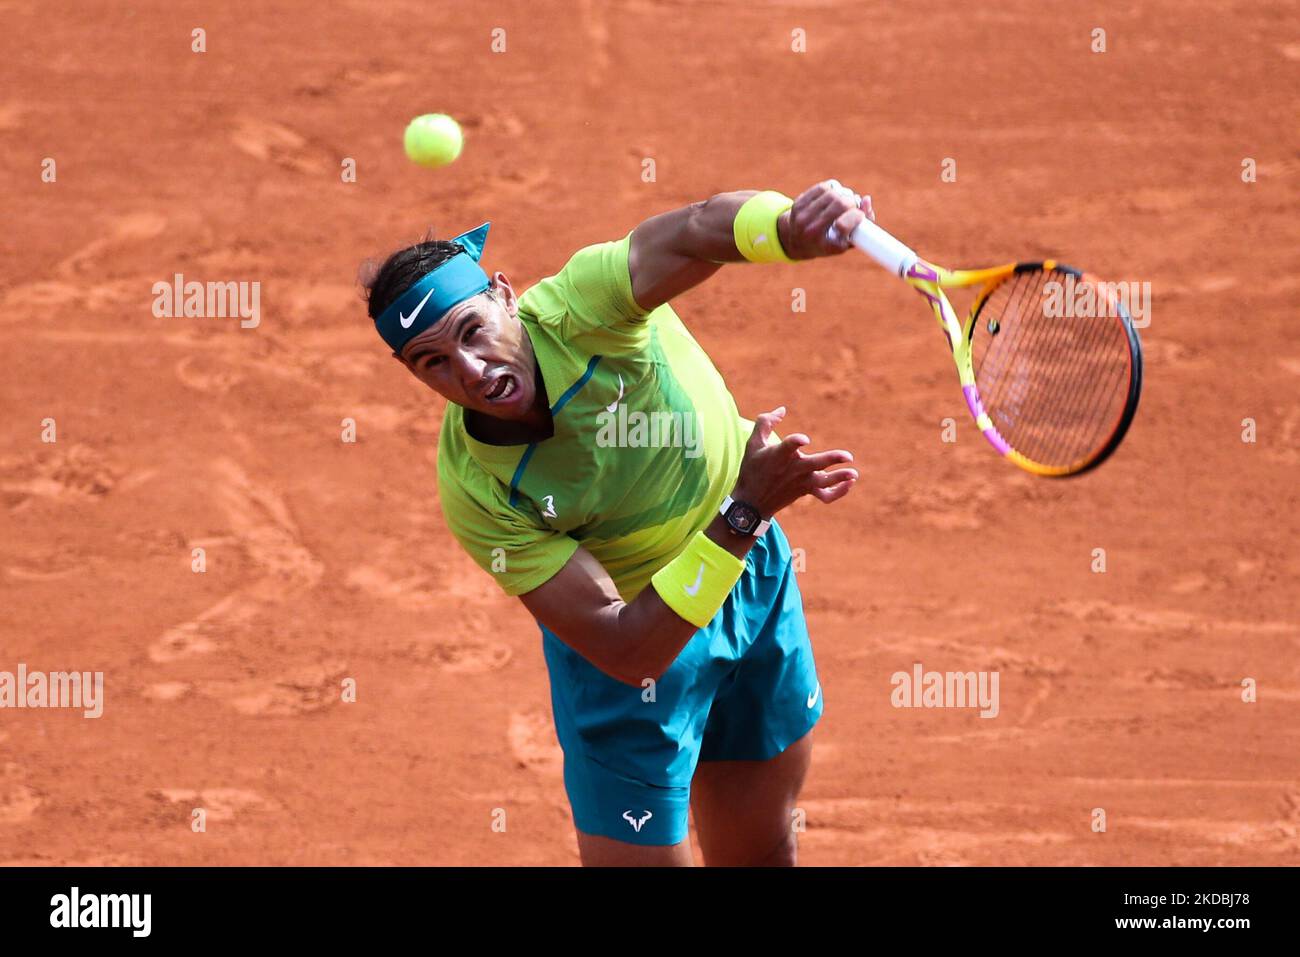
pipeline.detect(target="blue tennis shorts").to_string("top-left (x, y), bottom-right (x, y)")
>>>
top-left (538, 518), bottom-right (823, 847)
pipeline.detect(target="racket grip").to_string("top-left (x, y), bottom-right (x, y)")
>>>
top-left (833, 219), bottom-right (919, 276)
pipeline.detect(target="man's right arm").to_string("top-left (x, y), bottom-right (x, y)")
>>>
top-left (518, 408), bottom-right (857, 686)
top-left (519, 510), bottom-right (757, 687)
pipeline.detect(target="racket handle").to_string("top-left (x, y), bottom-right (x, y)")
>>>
top-left (831, 219), bottom-right (919, 277)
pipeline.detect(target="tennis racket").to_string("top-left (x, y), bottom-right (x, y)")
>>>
top-left (836, 218), bottom-right (1143, 476)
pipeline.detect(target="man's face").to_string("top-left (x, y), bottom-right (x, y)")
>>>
top-left (396, 274), bottom-right (538, 419)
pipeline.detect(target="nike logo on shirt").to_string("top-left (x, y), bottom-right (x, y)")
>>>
top-left (605, 374), bottom-right (625, 413)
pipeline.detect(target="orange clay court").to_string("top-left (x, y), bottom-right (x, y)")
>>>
top-left (1, 1), bottom-right (1296, 865)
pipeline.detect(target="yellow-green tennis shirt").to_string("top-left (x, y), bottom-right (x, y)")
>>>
top-left (436, 233), bottom-right (750, 602)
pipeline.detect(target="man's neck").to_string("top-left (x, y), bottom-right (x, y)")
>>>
top-left (465, 407), bottom-right (552, 446)
top-left (464, 355), bottom-right (552, 446)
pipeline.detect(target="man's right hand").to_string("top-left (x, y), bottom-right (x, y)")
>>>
top-left (732, 407), bottom-right (858, 517)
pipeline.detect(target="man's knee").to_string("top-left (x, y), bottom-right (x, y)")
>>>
top-left (710, 827), bottom-right (798, 867)
top-left (753, 830), bottom-right (798, 867)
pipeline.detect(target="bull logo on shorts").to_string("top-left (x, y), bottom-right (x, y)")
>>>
top-left (622, 809), bottom-right (653, 833)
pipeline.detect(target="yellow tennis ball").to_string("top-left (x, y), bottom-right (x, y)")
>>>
top-left (404, 113), bottom-right (463, 168)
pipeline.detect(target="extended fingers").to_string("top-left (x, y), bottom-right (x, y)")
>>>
top-left (809, 472), bottom-right (859, 503)
top-left (777, 432), bottom-right (812, 454)
top-left (751, 406), bottom-right (787, 445)
top-left (808, 466), bottom-right (859, 489)
top-left (797, 448), bottom-right (854, 470)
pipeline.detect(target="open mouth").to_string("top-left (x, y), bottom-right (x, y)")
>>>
top-left (484, 374), bottom-right (516, 402)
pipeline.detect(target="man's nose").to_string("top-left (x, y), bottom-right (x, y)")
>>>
top-left (454, 350), bottom-right (487, 392)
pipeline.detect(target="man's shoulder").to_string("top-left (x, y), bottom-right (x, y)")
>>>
top-left (516, 233), bottom-right (646, 337)
top-left (435, 407), bottom-right (486, 493)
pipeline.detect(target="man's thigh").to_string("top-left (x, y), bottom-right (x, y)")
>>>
top-left (574, 730), bottom-right (813, 866)
top-left (689, 730), bottom-right (814, 866)
top-left (576, 831), bottom-right (695, 866)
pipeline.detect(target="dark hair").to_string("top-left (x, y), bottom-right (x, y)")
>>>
top-left (362, 238), bottom-right (466, 321)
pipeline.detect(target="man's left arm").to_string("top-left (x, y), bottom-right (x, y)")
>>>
top-left (626, 180), bottom-right (874, 312)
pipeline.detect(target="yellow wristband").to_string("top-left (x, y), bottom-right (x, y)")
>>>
top-left (733, 190), bottom-right (795, 263)
top-left (650, 529), bottom-right (747, 629)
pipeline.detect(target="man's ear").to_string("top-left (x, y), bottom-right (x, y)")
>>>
top-left (492, 272), bottom-right (518, 315)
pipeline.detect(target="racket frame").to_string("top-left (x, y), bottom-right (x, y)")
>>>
top-left (844, 219), bottom-right (1142, 476)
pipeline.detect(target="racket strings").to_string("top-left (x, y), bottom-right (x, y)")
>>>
top-left (1024, 284), bottom-right (1110, 459)
top-left (973, 271), bottom-right (1034, 408)
top-left (986, 273), bottom-right (1129, 467)
top-left (971, 268), bottom-right (1133, 470)
top-left (992, 287), bottom-right (1123, 466)
top-left (977, 271), bottom-right (1059, 429)
top-left (1053, 290), bottom-right (1135, 463)
top-left (1038, 305), bottom-right (1129, 466)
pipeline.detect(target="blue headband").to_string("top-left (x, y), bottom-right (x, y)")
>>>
top-left (375, 222), bottom-right (491, 352)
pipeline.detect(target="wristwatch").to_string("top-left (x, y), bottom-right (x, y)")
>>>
top-left (719, 495), bottom-right (770, 538)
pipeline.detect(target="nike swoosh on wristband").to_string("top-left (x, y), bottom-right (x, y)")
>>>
top-left (683, 562), bottom-right (705, 597)
top-left (807, 683), bottom-right (821, 708)
top-left (399, 286), bottom-right (437, 329)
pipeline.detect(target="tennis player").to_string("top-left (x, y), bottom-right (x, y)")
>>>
top-left (364, 181), bottom-right (869, 865)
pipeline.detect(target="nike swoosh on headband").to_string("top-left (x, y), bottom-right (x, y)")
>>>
top-left (400, 286), bottom-right (436, 329)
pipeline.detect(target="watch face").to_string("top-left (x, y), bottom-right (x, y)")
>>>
top-left (728, 502), bottom-right (760, 533)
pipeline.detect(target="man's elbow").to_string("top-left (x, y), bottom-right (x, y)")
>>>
top-left (577, 648), bottom-right (660, 689)
top-left (612, 656), bottom-right (670, 690)
top-left (604, 638), bottom-right (668, 689)
top-left (604, 610), bottom-right (674, 688)
top-left (541, 612), bottom-right (653, 688)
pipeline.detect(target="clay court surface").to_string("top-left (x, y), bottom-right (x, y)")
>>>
top-left (2, 1), bottom-right (1297, 866)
